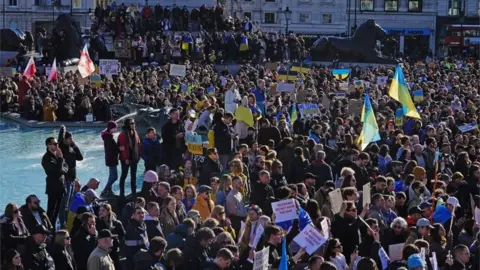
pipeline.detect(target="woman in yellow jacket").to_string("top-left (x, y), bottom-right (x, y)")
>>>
top-left (42, 97), bottom-right (57, 122)
top-left (192, 185), bottom-right (215, 221)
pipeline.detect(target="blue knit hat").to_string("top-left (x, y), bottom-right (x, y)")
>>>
top-left (408, 254), bottom-right (425, 269)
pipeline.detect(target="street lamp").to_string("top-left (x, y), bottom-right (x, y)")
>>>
top-left (283, 6), bottom-right (292, 35)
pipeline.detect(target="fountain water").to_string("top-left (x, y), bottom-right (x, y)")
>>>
top-left (115, 111), bottom-right (138, 124)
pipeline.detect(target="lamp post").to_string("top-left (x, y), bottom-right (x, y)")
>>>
top-left (283, 6), bottom-right (292, 35)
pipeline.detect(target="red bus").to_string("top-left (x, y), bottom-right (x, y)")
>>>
top-left (443, 24), bottom-right (480, 47)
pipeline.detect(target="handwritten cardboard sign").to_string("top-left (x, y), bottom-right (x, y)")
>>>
top-left (293, 224), bottom-right (327, 255)
top-left (329, 189), bottom-right (343, 214)
top-left (271, 199), bottom-right (298, 223)
top-left (253, 246), bottom-right (269, 270)
top-left (388, 243), bottom-right (405, 261)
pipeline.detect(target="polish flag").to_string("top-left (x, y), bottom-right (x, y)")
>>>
top-left (48, 58), bottom-right (58, 82)
top-left (77, 45), bottom-right (94, 78)
top-left (23, 56), bottom-right (36, 80)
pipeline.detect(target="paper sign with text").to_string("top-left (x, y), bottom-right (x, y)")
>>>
top-left (276, 82), bottom-right (296, 93)
top-left (320, 218), bottom-right (329, 239)
top-left (339, 82), bottom-right (349, 91)
top-left (329, 189), bottom-right (343, 214)
top-left (298, 103), bottom-right (320, 118)
top-left (363, 183), bottom-right (371, 207)
top-left (388, 243), bottom-right (405, 261)
top-left (293, 224), bottom-right (327, 255)
top-left (99, 59), bottom-right (120, 76)
top-left (271, 199), bottom-right (298, 223)
top-left (249, 224), bottom-right (264, 248)
top-left (253, 246), bottom-right (269, 270)
top-left (170, 64), bottom-right (186, 77)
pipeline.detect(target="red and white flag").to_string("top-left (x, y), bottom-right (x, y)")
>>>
top-left (77, 45), bottom-right (94, 78)
top-left (48, 58), bottom-right (58, 82)
top-left (23, 56), bottom-right (36, 80)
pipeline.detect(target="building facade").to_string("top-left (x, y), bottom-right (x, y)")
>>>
top-left (227, 0), bottom-right (348, 37)
top-left (1, 0), bottom-right (94, 31)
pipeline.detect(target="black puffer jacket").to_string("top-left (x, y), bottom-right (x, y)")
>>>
top-left (22, 237), bottom-right (55, 270)
top-left (102, 130), bottom-right (119, 167)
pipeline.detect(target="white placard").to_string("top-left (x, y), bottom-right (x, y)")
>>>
top-left (271, 199), bottom-right (298, 223)
top-left (320, 218), bottom-right (329, 239)
top-left (328, 189), bottom-right (343, 214)
top-left (169, 64), bottom-right (186, 77)
top-left (377, 76), bottom-right (388, 86)
top-left (378, 247), bottom-right (390, 270)
top-left (276, 82), bottom-right (296, 92)
top-left (99, 59), bottom-right (120, 76)
top-left (249, 224), bottom-right (264, 248)
top-left (293, 224), bottom-right (327, 255)
top-left (430, 252), bottom-right (438, 270)
top-left (237, 221), bottom-right (246, 245)
top-left (363, 183), bottom-right (371, 207)
top-left (388, 243), bottom-right (405, 261)
top-left (475, 207), bottom-right (480, 227)
top-left (253, 246), bottom-right (269, 270)
top-left (339, 82), bottom-right (348, 91)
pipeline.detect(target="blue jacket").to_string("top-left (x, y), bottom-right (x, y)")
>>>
top-left (141, 137), bottom-right (162, 168)
top-left (309, 131), bottom-right (322, 144)
top-left (252, 88), bottom-right (266, 103)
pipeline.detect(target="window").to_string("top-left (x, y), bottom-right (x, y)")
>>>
top-left (384, 0), bottom-right (398, 11)
top-left (244, 12), bottom-right (252, 19)
top-left (322, 14), bottom-right (332, 24)
top-left (265, 0), bottom-right (276, 2)
top-left (408, 0), bottom-right (422, 12)
top-left (299, 0), bottom-right (312, 2)
top-left (9, 0), bottom-right (17, 6)
top-left (264, 13), bottom-right (275, 24)
top-left (360, 0), bottom-right (374, 11)
top-left (448, 0), bottom-right (461, 16)
top-left (299, 13), bottom-right (310, 23)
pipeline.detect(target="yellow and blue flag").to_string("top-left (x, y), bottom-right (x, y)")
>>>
top-left (290, 104), bottom-right (298, 125)
top-left (332, 69), bottom-right (350, 80)
top-left (182, 35), bottom-right (193, 51)
top-left (357, 93), bottom-right (380, 150)
top-left (239, 36), bottom-right (249, 51)
top-left (389, 65), bottom-right (421, 119)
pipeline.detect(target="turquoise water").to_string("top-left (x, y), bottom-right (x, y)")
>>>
top-left (0, 119), bottom-right (145, 211)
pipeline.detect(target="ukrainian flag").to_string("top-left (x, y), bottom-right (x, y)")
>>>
top-left (291, 66), bottom-right (310, 74)
top-left (389, 65), bottom-right (421, 119)
top-left (290, 104), bottom-right (298, 125)
top-left (182, 35), bottom-right (193, 51)
top-left (278, 70), bottom-right (298, 81)
top-left (357, 92), bottom-right (380, 150)
top-left (239, 36), bottom-right (249, 51)
top-left (332, 69), bottom-right (350, 80)
top-left (279, 237), bottom-right (288, 270)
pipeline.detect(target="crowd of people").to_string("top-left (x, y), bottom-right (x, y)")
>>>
top-left (2, 23), bottom-right (480, 270)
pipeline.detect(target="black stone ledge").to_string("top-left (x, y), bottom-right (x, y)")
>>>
top-left (1, 112), bottom-right (106, 128)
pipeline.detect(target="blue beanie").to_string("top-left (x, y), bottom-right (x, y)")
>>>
top-left (408, 254), bottom-right (426, 269)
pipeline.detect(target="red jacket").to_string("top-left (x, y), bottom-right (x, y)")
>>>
top-left (117, 131), bottom-right (141, 162)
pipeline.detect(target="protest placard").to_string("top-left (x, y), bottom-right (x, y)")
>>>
top-left (264, 62), bottom-right (277, 71)
top-left (458, 123), bottom-right (478, 133)
top-left (320, 217), bottom-right (329, 239)
top-left (298, 104), bottom-right (320, 118)
top-left (339, 82), bottom-right (349, 91)
top-left (363, 183), bottom-right (371, 206)
top-left (413, 90), bottom-right (424, 102)
top-left (237, 221), bottom-right (246, 245)
top-left (378, 247), bottom-right (390, 270)
top-left (293, 224), bottom-right (327, 255)
top-left (185, 132), bottom-right (203, 155)
top-left (253, 246), bottom-right (269, 270)
top-left (335, 91), bottom-right (347, 99)
top-left (329, 189), bottom-right (343, 214)
top-left (271, 199), bottom-right (298, 223)
top-left (276, 82), bottom-right (296, 93)
top-left (388, 243), bottom-right (405, 261)
top-left (348, 99), bottom-right (363, 116)
top-left (91, 74), bottom-right (102, 87)
top-left (170, 64), bottom-right (186, 77)
top-left (249, 224), bottom-right (264, 248)
top-left (430, 252), bottom-right (439, 270)
top-left (377, 76), bottom-right (388, 86)
top-left (99, 59), bottom-right (120, 76)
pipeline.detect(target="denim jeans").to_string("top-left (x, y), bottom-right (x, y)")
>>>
top-left (58, 179), bottom-right (74, 228)
top-left (104, 166), bottom-right (118, 191)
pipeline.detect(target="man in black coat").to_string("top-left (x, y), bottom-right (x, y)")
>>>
top-left (133, 236), bottom-right (168, 270)
top-left (41, 136), bottom-right (68, 227)
top-left (72, 212), bottom-right (97, 270)
top-left (20, 195), bottom-right (54, 234)
top-left (101, 121), bottom-right (119, 197)
top-left (182, 227), bottom-right (216, 270)
top-left (161, 108), bottom-right (185, 169)
top-left (199, 148), bottom-right (223, 186)
top-left (306, 150), bottom-right (333, 190)
top-left (213, 112), bottom-right (236, 169)
top-left (22, 225), bottom-right (55, 270)
top-left (250, 170), bottom-right (275, 217)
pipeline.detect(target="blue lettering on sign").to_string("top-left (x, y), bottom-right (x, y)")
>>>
top-left (384, 28), bottom-right (430, 36)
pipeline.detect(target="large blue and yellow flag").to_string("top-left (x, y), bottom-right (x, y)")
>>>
top-left (290, 104), bottom-right (298, 125)
top-left (332, 69), bottom-right (350, 80)
top-left (357, 93), bottom-right (380, 150)
top-left (182, 35), bottom-right (193, 51)
top-left (239, 36), bottom-right (249, 51)
top-left (389, 65), bottom-right (421, 119)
